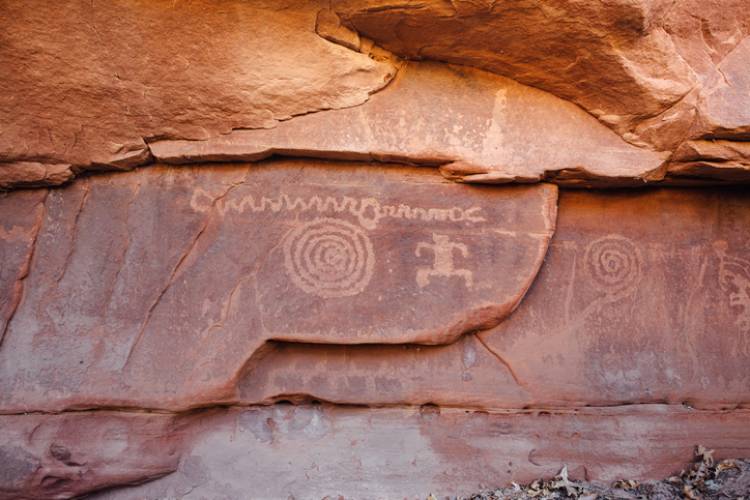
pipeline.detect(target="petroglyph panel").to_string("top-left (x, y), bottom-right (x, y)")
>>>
top-left (238, 188), bottom-right (750, 410)
top-left (482, 187), bottom-right (750, 405)
top-left (0, 160), bottom-right (556, 412)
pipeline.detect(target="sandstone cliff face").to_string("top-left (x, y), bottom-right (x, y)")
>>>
top-left (1, 1), bottom-right (749, 499)
top-left (0, 0), bottom-right (397, 186)
top-left (2, 0), bottom-right (750, 188)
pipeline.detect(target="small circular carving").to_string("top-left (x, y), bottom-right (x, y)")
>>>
top-left (283, 218), bottom-right (375, 298)
top-left (584, 235), bottom-right (641, 298)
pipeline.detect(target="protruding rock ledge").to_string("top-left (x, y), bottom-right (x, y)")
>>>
top-left (330, 0), bottom-right (698, 140)
top-left (2, 1), bottom-right (749, 190)
top-left (149, 62), bottom-right (669, 187)
top-left (330, 0), bottom-right (750, 152)
top-left (0, 0), bottom-right (397, 178)
top-left (0, 162), bottom-right (73, 190)
top-left (666, 139), bottom-right (750, 184)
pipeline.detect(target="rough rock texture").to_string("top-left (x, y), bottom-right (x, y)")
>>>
top-left (2, 1), bottom-right (749, 189)
top-left (0, 412), bottom-right (180, 500)
top-left (668, 139), bottom-right (750, 183)
top-left (150, 62), bottom-right (667, 186)
top-left (3, 405), bottom-right (740, 500)
top-left (331, 0), bottom-right (750, 147)
top-left (0, 0), bottom-right (396, 183)
top-left (236, 187), bottom-right (750, 410)
top-left (3, 1), bottom-right (750, 498)
top-left (0, 161), bottom-right (556, 412)
top-left (0, 190), bottom-right (46, 345)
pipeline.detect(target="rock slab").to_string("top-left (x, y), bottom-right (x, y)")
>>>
top-left (0, 161), bottom-right (556, 412)
top-left (238, 187), bottom-right (750, 410)
top-left (151, 62), bottom-right (668, 186)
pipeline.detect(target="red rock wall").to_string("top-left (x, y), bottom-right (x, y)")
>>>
top-left (1, 1), bottom-right (749, 499)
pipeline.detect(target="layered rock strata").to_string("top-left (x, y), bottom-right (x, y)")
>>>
top-left (1, 165), bottom-right (749, 498)
top-left (2, 1), bottom-right (750, 498)
top-left (2, 0), bottom-right (749, 189)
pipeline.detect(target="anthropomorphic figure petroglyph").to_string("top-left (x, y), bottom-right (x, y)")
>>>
top-left (415, 233), bottom-right (473, 289)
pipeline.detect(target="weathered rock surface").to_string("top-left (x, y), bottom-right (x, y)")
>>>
top-left (3, 2), bottom-right (750, 498)
top-left (668, 139), bottom-right (750, 183)
top-left (331, 0), bottom-right (750, 150)
top-left (0, 0), bottom-right (396, 181)
top-left (151, 62), bottom-right (668, 186)
top-left (2, 405), bottom-right (743, 500)
top-left (331, 0), bottom-right (694, 135)
top-left (0, 412), bottom-right (180, 500)
top-left (238, 187), bottom-right (750, 410)
top-left (0, 191), bottom-right (45, 346)
top-left (2, 1), bottom-right (749, 189)
top-left (0, 161), bottom-right (556, 412)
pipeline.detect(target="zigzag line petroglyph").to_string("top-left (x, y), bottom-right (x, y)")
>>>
top-left (190, 189), bottom-right (485, 230)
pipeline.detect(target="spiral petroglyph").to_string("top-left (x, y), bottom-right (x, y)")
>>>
top-left (283, 218), bottom-right (375, 298)
top-left (584, 235), bottom-right (641, 298)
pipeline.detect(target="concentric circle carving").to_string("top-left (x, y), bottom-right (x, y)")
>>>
top-left (283, 218), bottom-right (375, 298)
top-left (584, 235), bottom-right (641, 298)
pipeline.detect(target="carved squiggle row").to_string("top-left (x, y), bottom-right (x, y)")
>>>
top-left (190, 189), bottom-right (485, 230)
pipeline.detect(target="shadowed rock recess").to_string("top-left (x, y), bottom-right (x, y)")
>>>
top-left (0, 1), bottom-right (749, 499)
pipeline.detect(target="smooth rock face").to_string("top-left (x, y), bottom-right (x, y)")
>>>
top-left (3, 405), bottom-right (750, 499)
top-left (693, 37), bottom-right (750, 140)
top-left (0, 190), bottom-right (45, 344)
top-left (150, 62), bottom-right (667, 185)
top-left (77, 405), bottom-right (750, 499)
top-left (237, 188), bottom-right (750, 410)
top-left (0, 0), bottom-right (396, 173)
top-left (0, 161), bottom-right (556, 412)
